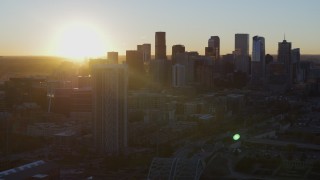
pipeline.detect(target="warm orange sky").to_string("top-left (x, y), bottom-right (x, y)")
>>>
top-left (0, 0), bottom-right (320, 58)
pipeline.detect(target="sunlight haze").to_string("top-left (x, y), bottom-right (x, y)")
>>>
top-left (0, 0), bottom-right (319, 57)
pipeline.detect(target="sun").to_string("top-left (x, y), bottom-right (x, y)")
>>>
top-left (53, 22), bottom-right (108, 60)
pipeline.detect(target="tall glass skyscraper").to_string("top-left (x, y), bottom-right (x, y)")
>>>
top-left (252, 36), bottom-right (265, 62)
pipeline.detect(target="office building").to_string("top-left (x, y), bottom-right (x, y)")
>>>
top-left (234, 34), bottom-right (250, 74)
top-left (265, 54), bottom-right (274, 64)
top-left (172, 44), bottom-right (185, 63)
top-left (126, 50), bottom-right (144, 89)
top-left (266, 62), bottom-right (287, 93)
top-left (137, 43), bottom-right (151, 64)
top-left (207, 36), bottom-right (220, 60)
top-left (155, 32), bottom-right (167, 59)
top-left (291, 48), bottom-right (301, 82)
top-left (126, 50), bottom-right (144, 71)
top-left (107, 51), bottom-right (118, 64)
top-left (278, 39), bottom-right (292, 85)
top-left (221, 54), bottom-right (235, 74)
top-left (235, 34), bottom-right (249, 55)
top-left (92, 64), bottom-right (128, 155)
top-left (205, 47), bottom-right (214, 56)
top-left (251, 36), bottom-right (265, 85)
top-left (194, 56), bottom-right (215, 89)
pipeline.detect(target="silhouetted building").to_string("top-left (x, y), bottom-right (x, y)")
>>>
top-left (234, 34), bottom-right (250, 74)
top-left (278, 39), bottom-right (292, 85)
top-left (107, 51), bottom-right (118, 64)
top-left (221, 54), bottom-right (235, 74)
top-left (251, 36), bottom-right (265, 86)
top-left (137, 44), bottom-right (151, 64)
top-left (126, 50), bottom-right (144, 89)
top-left (265, 54), bottom-right (274, 64)
top-left (205, 47), bottom-right (214, 57)
top-left (155, 32), bottom-right (167, 60)
top-left (266, 62), bottom-right (287, 93)
top-left (291, 48), bottom-right (301, 83)
top-left (126, 50), bottom-right (144, 71)
top-left (194, 56), bottom-right (215, 89)
top-left (4, 77), bottom-right (47, 110)
top-left (208, 36), bottom-right (220, 60)
top-left (235, 34), bottom-right (249, 56)
top-left (172, 45), bottom-right (185, 63)
top-left (92, 64), bottom-right (128, 155)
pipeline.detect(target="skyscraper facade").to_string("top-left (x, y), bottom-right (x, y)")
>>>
top-left (92, 64), bottom-right (128, 155)
top-left (155, 32), bottom-right (167, 60)
top-left (251, 36), bottom-right (265, 85)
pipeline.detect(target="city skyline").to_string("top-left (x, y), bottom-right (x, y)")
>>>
top-left (0, 0), bottom-right (320, 58)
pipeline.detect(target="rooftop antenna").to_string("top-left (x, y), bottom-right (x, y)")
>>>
top-left (284, 33), bottom-right (286, 41)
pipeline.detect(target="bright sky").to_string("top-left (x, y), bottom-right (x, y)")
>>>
top-left (0, 0), bottom-right (319, 58)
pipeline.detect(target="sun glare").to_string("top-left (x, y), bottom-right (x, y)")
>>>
top-left (53, 22), bottom-right (107, 60)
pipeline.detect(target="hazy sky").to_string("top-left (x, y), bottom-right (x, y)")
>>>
top-left (1, 0), bottom-right (320, 57)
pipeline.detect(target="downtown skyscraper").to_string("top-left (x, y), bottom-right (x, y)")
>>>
top-left (155, 32), bottom-right (167, 60)
top-left (107, 51), bottom-right (119, 64)
top-left (235, 34), bottom-right (249, 55)
top-left (172, 44), bottom-right (185, 63)
top-left (234, 34), bottom-right (250, 74)
top-left (278, 39), bottom-right (292, 85)
top-left (92, 64), bottom-right (128, 155)
top-left (251, 36), bottom-right (265, 85)
top-left (137, 43), bottom-right (151, 64)
top-left (207, 36), bottom-right (220, 60)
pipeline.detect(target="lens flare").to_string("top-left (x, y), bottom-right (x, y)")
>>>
top-left (233, 134), bottom-right (240, 141)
